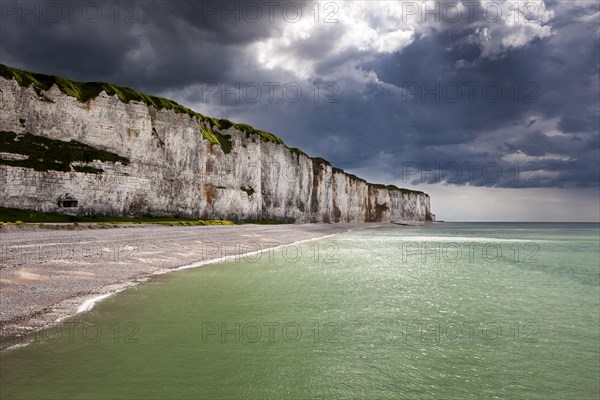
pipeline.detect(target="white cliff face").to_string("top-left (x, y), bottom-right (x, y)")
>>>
top-left (0, 77), bottom-right (431, 223)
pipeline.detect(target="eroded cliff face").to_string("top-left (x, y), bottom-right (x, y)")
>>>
top-left (0, 74), bottom-right (431, 223)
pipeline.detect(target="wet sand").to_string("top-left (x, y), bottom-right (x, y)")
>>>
top-left (0, 223), bottom-right (386, 345)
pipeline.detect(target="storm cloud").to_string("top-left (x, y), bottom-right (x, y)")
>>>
top-left (1, 0), bottom-right (598, 193)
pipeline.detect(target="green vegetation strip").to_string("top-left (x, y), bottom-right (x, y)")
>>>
top-left (0, 130), bottom-right (129, 173)
top-left (0, 207), bottom-right (235, 226)
top-left (0, 64), bottom-right (203, 119)
top-left (385, 184), bottom-right (428, 196)
top-left (199, 126), bottom-right (232, 154)
top-left (0, 64), bottom-right (286, 154)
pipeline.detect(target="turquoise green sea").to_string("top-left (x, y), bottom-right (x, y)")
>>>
top-left (1, 223), bottom-right (599, 399)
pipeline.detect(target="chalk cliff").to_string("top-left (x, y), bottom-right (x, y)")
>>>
top-left (0, 65), bottom-right (432, 223)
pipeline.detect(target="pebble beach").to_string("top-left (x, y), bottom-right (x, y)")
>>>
top-left (0, 222), bottom-right (385, 346)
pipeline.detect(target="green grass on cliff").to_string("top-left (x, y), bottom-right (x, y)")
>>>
top-left (0, 64), bottom-right (284, 155)
top-left (0, 130), bottom-right (129, 173)
top-left (199, 126), bottom-right (233, 154)
top-left (0, 207), bottom-right (235, 226)
top-left (235, 123), bottom-right (283, 145)
top-left (0, 64), bottom-right (198, 116)
top-left (385, 184), bottom-right (428, 196)
top-left (0, 207), bottom-right (293, 226)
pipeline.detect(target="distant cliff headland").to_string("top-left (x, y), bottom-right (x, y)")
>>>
top-left (0, 64), bottom-right (432, 223)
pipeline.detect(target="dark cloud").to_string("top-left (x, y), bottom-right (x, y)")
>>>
top-left (558, 115), bottom-right (597, 134)
top-left (1, 0), bottom-right (598, 190)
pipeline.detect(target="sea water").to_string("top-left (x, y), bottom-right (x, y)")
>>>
top-left (1, 223), bottom-right (599, 399)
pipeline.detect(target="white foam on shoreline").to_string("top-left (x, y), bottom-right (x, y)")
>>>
top-left (2, 230), bottom-right (350, 352)
top-left (75, 289), bottom-right (126, 314)
top-left (75, 293), bottom-right (112, 314)
top-left (78, 232), bottom-right (344, 311)
top-left (4, 341), bottom-right (32, 351)
top-left (162, 232), bottom-right (341, 274)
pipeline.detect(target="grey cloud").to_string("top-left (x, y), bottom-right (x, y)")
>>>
top-left (0, 0), bottom-right (597, 190)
